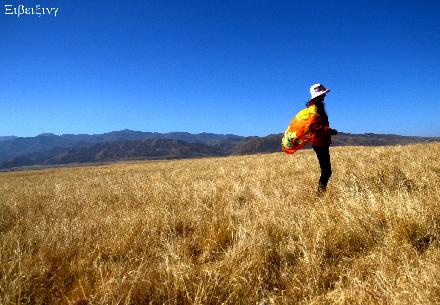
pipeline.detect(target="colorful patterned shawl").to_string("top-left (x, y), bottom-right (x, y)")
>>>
top-left (281, 105), bottom-right (320, 154)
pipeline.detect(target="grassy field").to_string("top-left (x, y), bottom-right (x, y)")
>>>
top-left (1, 143), bottom-right (440, 304)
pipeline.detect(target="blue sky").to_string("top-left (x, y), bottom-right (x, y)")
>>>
top-left (1, 0), bottom-right (439, 137)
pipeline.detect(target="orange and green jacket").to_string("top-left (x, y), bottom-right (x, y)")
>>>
top-left (281, 104), bottom-right (332, 154)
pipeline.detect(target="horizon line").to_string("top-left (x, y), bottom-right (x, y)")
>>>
top-left (1, 129), bottom-right (439, 139)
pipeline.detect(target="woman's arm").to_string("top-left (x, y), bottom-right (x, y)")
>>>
top-left (310, 120), bottom-right (337, 136)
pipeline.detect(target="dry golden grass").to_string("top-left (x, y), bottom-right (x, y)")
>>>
top-left (1, 143), bottom-right (440, 304)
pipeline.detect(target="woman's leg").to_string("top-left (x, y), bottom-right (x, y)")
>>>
top-left (312, 145), bottom-right (332, 192)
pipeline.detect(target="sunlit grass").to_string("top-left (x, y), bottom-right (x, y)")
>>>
top-left (1, 143), bottom-right (440, 304)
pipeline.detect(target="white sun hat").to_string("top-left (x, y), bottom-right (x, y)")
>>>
top-left (310, 83), bottom-right (330, 99)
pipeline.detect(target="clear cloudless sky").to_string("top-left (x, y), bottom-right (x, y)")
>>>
top-left (1, 0), bottom-right (439, 137)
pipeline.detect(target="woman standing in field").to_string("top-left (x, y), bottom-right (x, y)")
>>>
top-left (282, 83), bottom-right (338, 195)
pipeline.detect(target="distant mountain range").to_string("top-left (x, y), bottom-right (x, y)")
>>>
top-left (0, 136), bottom-right (17, 142)
top-left (0, 130), bottom-right (438, 170)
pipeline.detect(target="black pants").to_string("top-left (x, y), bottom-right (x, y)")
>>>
top-left (313, 145), bottom-right (332, 190)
